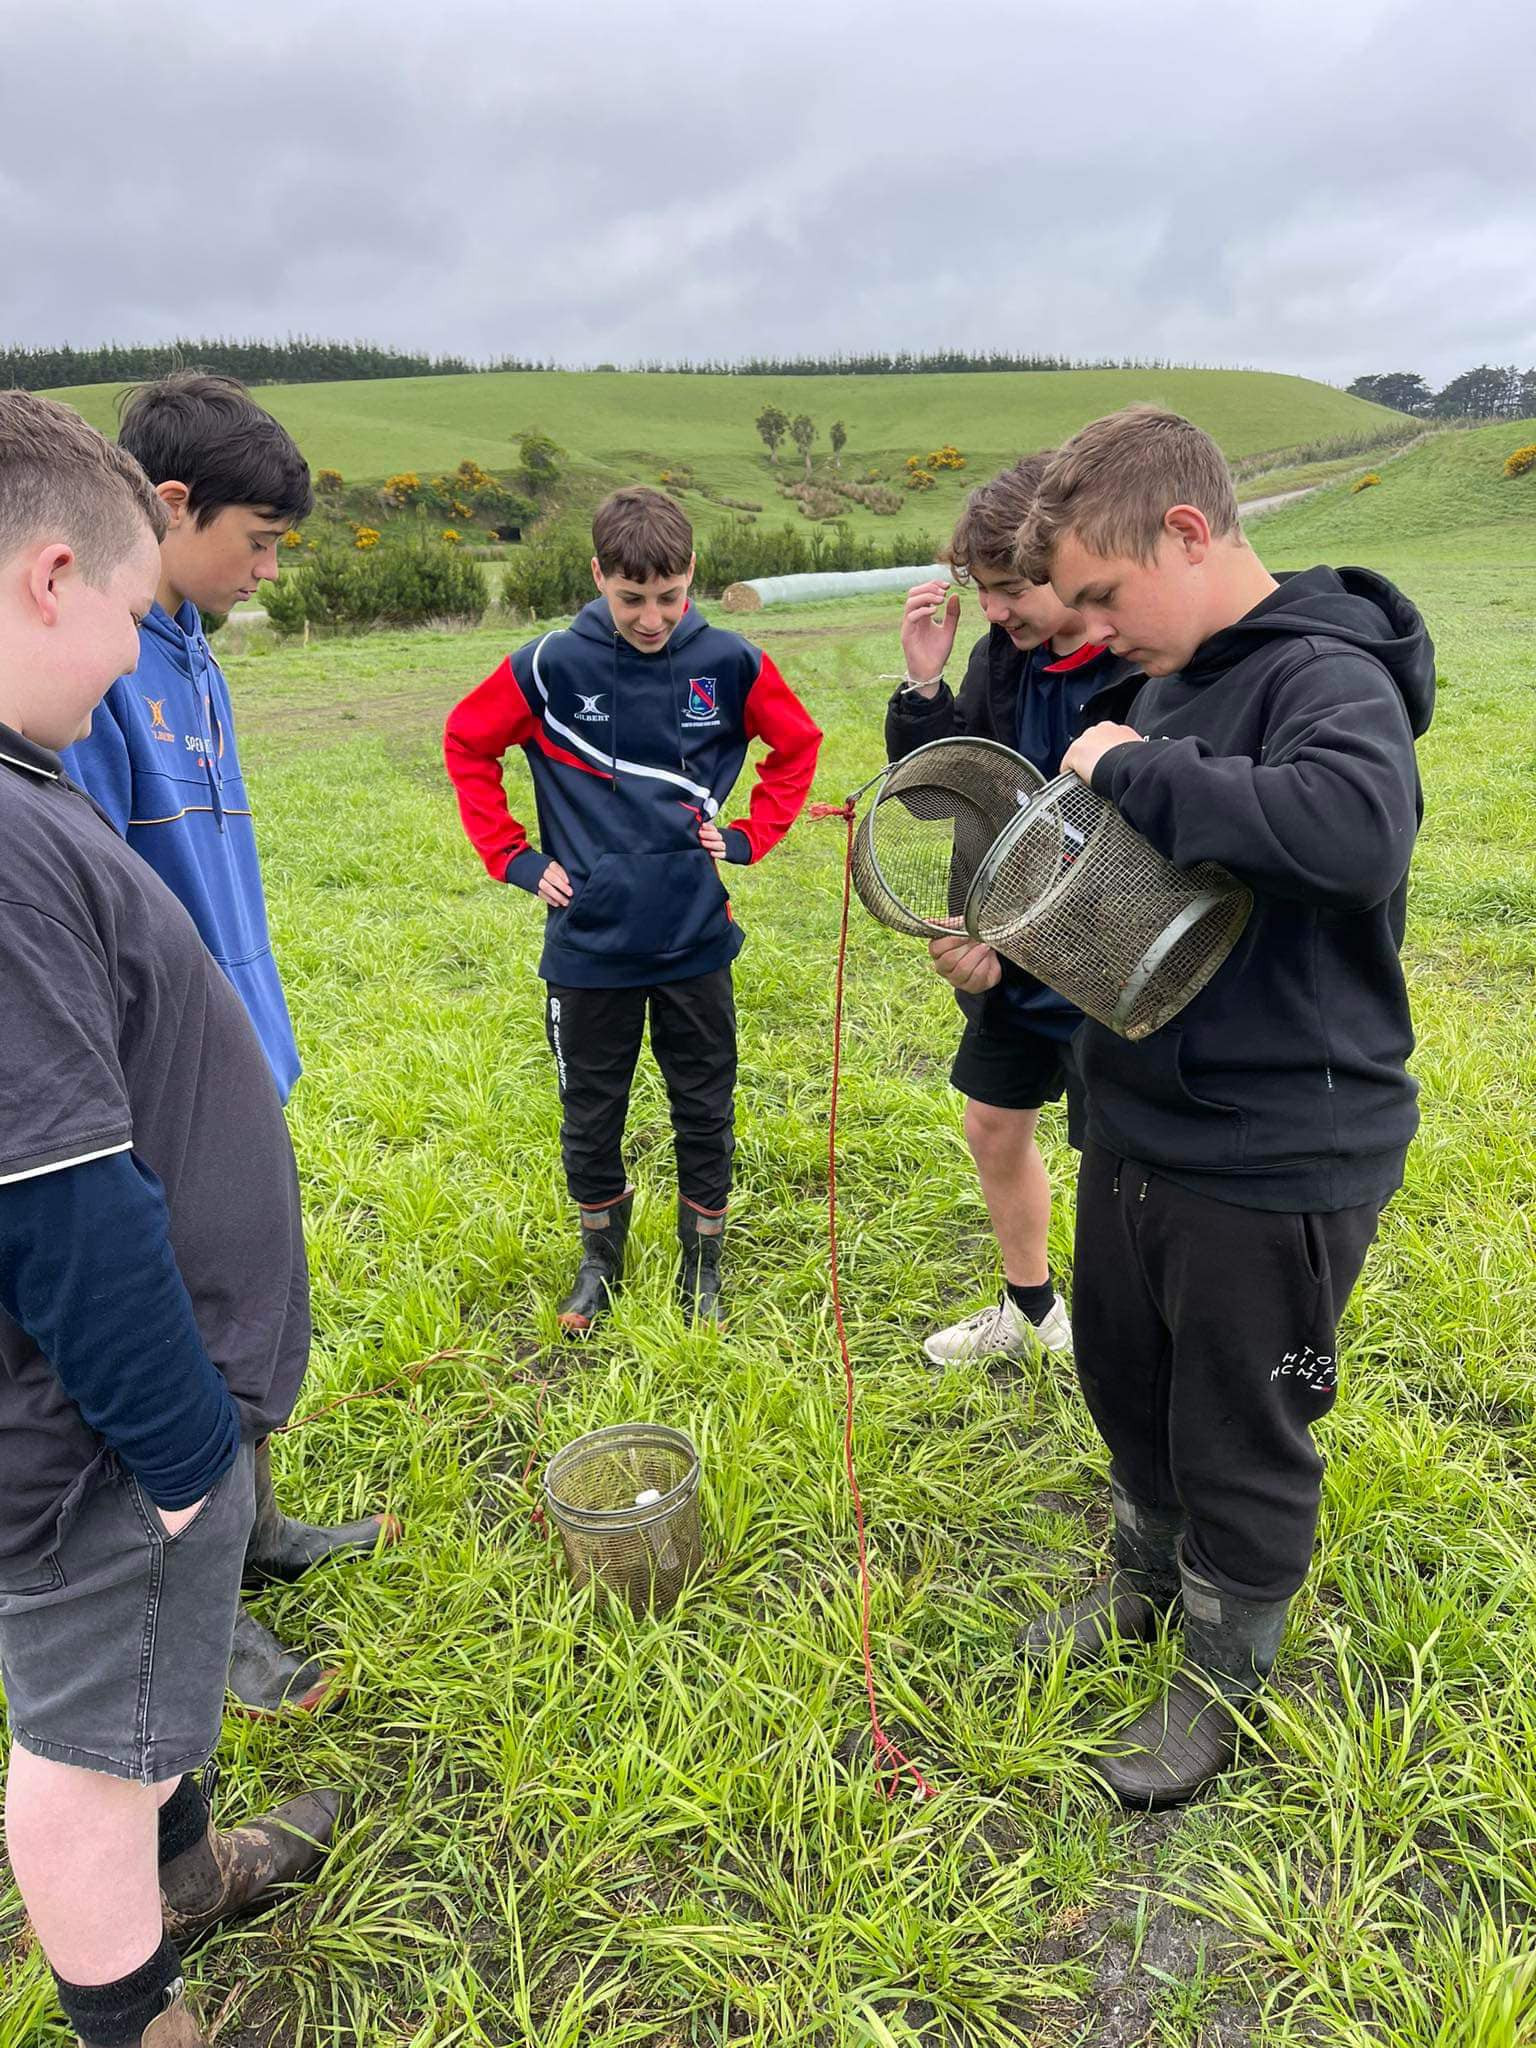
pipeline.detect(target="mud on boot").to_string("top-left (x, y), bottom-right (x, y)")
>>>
top-left (677, 1200), bottom-right (725, 1327)
top-left (1091, 1558), bottom-right (1292, 1810)
top-left (227, 1603), bottom-right (342, 1718)
top-left (557, 1190), bottom-right (633, 1335)
top-left (1017, 1485), bottom-right (1183, 1665)
top-left (159, 1762), bottom-right (343, 1948)
top-left (74, 1985), bottom-right (210, 2048)
top-left (243, 1437), bottom-right (403, 1589)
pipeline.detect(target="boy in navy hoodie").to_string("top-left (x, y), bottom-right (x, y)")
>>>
top-left (936, 406), bottom-right (1435, 1806)
top-left (445, 487), bottom-right (822, 1329)
top-left (63, 375), bottom-right (398, 1720)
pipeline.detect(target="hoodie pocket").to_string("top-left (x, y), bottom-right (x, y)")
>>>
top-left (560, 850), bottom-right (729, 963)
top-left (1079, 1023), bottom-right (1247, 1171)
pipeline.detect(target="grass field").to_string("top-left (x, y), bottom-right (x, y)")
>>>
top-left (3, 423), bottom-right (1535, 2046)
top-left (45, 366), bottom-right (1409, 551)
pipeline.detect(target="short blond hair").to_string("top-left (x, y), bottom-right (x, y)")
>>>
top-left (0, 390), bottom-right (167, 583)
top-left (1016, 405), bottom-right (1240, 582)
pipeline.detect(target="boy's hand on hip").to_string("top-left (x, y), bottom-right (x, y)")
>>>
top-left (928, 931), bottom-right (1001, 994)
top-left (537, 861), bottom-right (574, 907)
top-left (899, 580), bottom-right (961, 691)
top-left (699, 822), bottom-right (728, 859)
top-left (1063, 723), bottom-right (1143, 784)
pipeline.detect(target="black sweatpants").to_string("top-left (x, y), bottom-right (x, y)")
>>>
top-left (1073, 1143), bottom-right (1381, 1602)
top-left (544, 968), bottom-right (737, 1211)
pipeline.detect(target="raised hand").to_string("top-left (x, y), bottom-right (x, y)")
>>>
top-left (899, 580), bottom-right (962, 691)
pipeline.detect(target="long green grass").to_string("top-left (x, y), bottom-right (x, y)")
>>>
top-left (46, 367), bottom-right (1405, 551)
top-left (2, 471), bottom-right (1533, 2045)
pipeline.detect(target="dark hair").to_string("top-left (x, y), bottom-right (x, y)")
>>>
top-left (943, 452), bottom-right (1054, 581)
top-left (117, 372), bottom-right (314, 526)
top-left (592, 486), bottom-right (693, 580)
top-left (0, 390), bottom-right (167, 583)
top-left (1017, 406), bottom-right (1240, 582)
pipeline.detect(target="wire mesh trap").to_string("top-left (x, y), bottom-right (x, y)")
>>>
top-left (851, 738), bottom-right (1046, 937)
top-left (543, 1423), bottom-right (703, 1615)
top-left (965, 773), bottom-right (1252, 1039)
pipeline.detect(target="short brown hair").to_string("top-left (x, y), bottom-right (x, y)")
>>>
top-left (0, 390), bottom-right (167, 583)
top-left (592, 487), bottom-right (693, 580)
top-left (1016, 406), bottom-right (1240, 582)
top-left (943, 452), bottom-right (1054, 581)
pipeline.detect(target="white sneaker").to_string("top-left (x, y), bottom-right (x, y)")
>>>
top-left (922, 1291), bottom-right (1074, 1366)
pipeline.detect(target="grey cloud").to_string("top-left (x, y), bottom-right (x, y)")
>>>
top-left (0, 0), bottom-right (1531, 383)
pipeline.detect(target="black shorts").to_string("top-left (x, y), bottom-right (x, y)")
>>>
top-left (949, 1011), bottom-right (1071, 1112)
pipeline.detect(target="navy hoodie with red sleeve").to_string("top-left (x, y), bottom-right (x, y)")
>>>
top-left (444, 596), bottom-right (822, 988)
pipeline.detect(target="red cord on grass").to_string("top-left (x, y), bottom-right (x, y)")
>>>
top-left (821, 799), bottom-right (937, 1803)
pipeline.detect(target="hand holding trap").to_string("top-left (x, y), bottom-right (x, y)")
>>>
top-left (850, 737), bottom-right (1251, 1039)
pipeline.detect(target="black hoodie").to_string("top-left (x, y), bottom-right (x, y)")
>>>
top-left (1081, 566), bottom-right (1436, 1213)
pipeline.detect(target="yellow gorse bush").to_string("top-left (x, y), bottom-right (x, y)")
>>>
top-left (1351, 473), bottom-right (1382, 494)
top-left (382, 473), bottom-right (421, 509)
top-left (281, 529), bottom-right (304, 549)
top-left (1504, 444), bottom-right (1536, 479)
top-left (353, 526), bottom-right (381, 550)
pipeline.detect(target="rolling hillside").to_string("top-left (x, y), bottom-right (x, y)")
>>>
top-left (47, 366), bottom-right (1408, 546)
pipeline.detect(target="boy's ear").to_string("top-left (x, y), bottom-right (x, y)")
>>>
top-left (1165, 504), bottom-right (1212, 564)
top-left (155, 480), bottom-right (191, 530)
top-left (590, 555), bottom-right (605, 594)
top-left (26, 543), bottom-right (76, 627)
top-left (685, 552), bottom-right (697, 588)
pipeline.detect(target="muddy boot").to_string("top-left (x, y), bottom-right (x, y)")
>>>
top-left (557, 1190), bottom-right (633, 1335)
top-left (1016, 1484), bottom-right (1183, 1665)
top-left (1092, 1560), bottom-right (1292, 1810)
top-left (243, 1437), bottom-right (402, 1589)
top-left (677, 1201), bottom-right (725, 1327)
top-left (158, 1762), bottom-right (343, 1948)
top-left (227, 1603), bottom-right (342, 1718)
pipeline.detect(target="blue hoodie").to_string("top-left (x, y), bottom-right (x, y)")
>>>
top-left (62, 602), bottom-right (301, 1100)
top-left (445, 597), bottom-right (823, 989)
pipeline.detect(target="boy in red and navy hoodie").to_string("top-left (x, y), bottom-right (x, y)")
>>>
top-left (445, 487), bottom-right (822, 1329)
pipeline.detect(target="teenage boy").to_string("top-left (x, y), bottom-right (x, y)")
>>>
top-left (0, 392), bottom-right (340, 2048)
top-left (445, 486), bottom-right (822, 1329)
top-left (934, 406), bottom-right (1434, 1805)
top-left (885, 454), bottom-right (1136, 1367)
top-left (63, 373), bottom-right (398, 1720)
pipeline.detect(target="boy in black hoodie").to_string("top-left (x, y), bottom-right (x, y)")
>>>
top-left (445, 488), bottom-right (821, 1330)
top-left (935, 406), bottom-right (1435, 1806)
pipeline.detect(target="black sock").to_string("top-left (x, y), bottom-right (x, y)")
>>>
top-left (157, 1773), bottom-right (209, 1865)
top-left (54, 1934), bottom-right (183, 2047)
top-left (1005, 1277), bottom-right (1056, 1326)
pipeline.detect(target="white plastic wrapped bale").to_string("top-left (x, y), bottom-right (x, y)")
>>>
top-left (720, 563), bottom-right (949, 612)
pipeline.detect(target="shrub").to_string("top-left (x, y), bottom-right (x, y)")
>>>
top-left (281, 528), bottom-right (304, 549)
top-left (692, 517), bottom-right (939, 594)
top-left (502, 529), bottom-right (595, 618)
top-left (1351, 473), bottom-right (1382, 494)
top-left (382, 472), bottom-right (421, 509)
top-left (658, 464), bottom-right (696, 489)
top-left (1504, 443), bottom-right (1536, 478)
top-left (353, 525), bottom-right (382, 549)
top-left (906, 469), bottom-right (938, 492)
top-left (265, 539), bottom-right (488, 636)
top-left (315, 468), bottom-right (344, 500)
top-left (835, 481), bottom-right (903, 515)
top-left (518, 432), bottom-right (562, 495)
top-left (261, 575), bottom-right (309, 635)
top-left (927, 444), bottom-right (966, 471)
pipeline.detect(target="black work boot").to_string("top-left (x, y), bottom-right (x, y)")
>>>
top-left (1016, 1484), bottom-right (1183, 1664)
top-left (227, 1604), bottom-right (342, 1718)
top-left (243, 1437), bottom-right (402, 1588)
top-left (677, 1200), bottom-right (725, 1327)
top-left (74, 1986), bottom-right (209, 2047)
top-left (1092, 1558), bottom-right (1292, 1810)
top-left (557, 1190), bottom-right (633, 1335)
top-left (159, 1763), bottom-right (342, 1948)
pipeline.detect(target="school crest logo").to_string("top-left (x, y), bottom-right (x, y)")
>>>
top-left (574, 691), bottom-right (608, 724)
top-left (685, 677), bottom-right (719, 723)
top-left (144, 696), bottom-right (176, 743)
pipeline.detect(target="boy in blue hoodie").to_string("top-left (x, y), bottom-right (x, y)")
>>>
top-left (63, 374), bottom-right (398, 1720)
top-left (445, 486), bottom-right (822, 1329)
top-left (936, 407), bottom-right (1435, 1807)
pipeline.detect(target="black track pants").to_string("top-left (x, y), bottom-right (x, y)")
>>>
top-left (1072, 1143), bottom-right (1381, 1602)
top-left (544, 969), bottom-right (737, 1211)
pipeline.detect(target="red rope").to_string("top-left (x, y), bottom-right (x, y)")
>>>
top-left (821, 798), bottom-right (937, 1803)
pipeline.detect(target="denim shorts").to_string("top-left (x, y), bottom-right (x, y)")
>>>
top-left (0, 1443), bottom-right (254, 1784)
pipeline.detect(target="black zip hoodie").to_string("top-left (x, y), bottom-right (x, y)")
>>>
top-left (1082, 566), bottom-right (1436, 1213)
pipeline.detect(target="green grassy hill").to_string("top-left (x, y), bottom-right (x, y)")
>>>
top-left (1252, 419), bottom-right (1536, 565)
top-left (48, 365), bottom-right (1407, 547)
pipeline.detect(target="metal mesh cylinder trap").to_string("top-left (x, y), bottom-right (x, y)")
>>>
top-left (543, 1423), bottom-right (703, 1615)
top-left (965, 773), bottom-right (1252, 1039)
top-left (851, 737), bottom-right (1047, 937)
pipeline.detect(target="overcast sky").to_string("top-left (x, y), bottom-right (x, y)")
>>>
top-left (1, 0), bottom-right (1530, 387)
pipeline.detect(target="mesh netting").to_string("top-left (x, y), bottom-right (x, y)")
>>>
top-left (966, 775), bottom-right (1252, 1039)
top-left (544, 1423), bottom-right (703, 1615)
top-left (851, 738), bottom-right (1046, 937)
